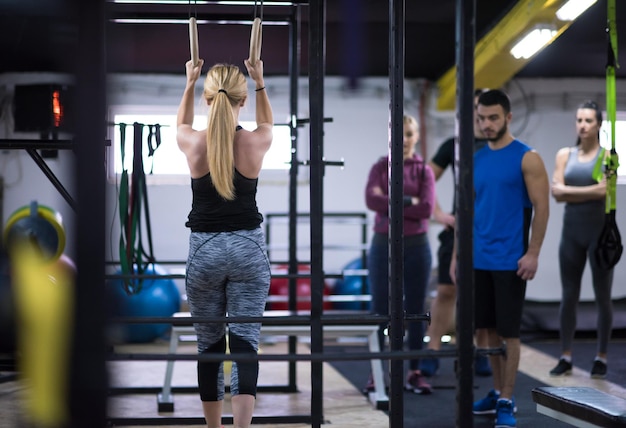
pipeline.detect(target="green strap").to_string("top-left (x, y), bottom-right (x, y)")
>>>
top-left (608, 0), bottom-right (618, 68)
top-left (594, 0), bottom-right (623, 271)
top-left (592, 147), bottom-right (605, 182)
top-left (117, 122), bottom-right (158, 294)
top-left (604, 0), bottom-right (619, 213)
top-left (117, 123), bottom-right (134, 293)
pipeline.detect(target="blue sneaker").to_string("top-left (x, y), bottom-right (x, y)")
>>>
top-left (473, 389), bottom-right (518, 415)
top-left (475, 354), bottom-right (493, 376)
top-left (473, 389), bottom-right (499, 414)
top-left (419, 357), bottom-right (440, 377)
top-left (495, 399), bottom-right (516, 427)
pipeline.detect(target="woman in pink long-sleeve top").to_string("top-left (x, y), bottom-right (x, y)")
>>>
top-left (363, 114), bottom-right (436, 395)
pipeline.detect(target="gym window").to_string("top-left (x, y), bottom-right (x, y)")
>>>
top-left (108, 107), bottom-right (292, 184)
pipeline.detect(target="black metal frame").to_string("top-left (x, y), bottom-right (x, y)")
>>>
top-left (4, 0), bottom-right (480, 426)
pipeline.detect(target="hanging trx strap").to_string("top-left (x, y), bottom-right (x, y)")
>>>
top-left (118, 122), bottom-right (157, 294)
top-left (592, 147), bottom-right (606, 183)
top-left (595, 0), bottom-right (623, 270)
top-left (147, 124), bottom-right (162, 174)
top-left (117, 123), bottom-right (133, 292)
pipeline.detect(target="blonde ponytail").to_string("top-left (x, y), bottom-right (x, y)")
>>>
top-left (204, 64), bottom-right (248, 200)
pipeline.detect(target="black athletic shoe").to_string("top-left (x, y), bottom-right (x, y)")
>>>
top-left (549, 358), bottom-right (573, 377)
top-left (362, 373), bottom-right (375, 395)
top-left (591, 360), bottom-right (607, 379)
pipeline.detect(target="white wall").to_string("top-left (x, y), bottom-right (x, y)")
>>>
top-left (1, 72), bottom-right (625, 302)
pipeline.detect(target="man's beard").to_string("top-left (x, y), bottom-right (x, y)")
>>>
top-left (487, 123), bottom-right (507, 142)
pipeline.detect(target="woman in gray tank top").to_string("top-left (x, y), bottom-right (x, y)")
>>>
top-left (549, 101), bottom-right (613, 379)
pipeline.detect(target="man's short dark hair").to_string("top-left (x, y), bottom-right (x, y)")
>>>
top-left (474, 88), bottom-right (488, 98)
top-left (478, 89), bottom-right (511, 114)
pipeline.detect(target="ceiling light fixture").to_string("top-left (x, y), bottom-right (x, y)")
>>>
top-left (555, 0), bottom-right (598, 21)
top-left (510, 26), bottom-right (557, 59)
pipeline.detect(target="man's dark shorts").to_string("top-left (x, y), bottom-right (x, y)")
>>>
top-left (436, 227), bottom-right (454, 285)
top-left (474, 269), bottom-right (527, 338)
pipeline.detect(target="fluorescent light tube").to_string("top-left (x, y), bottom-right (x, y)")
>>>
top-left (510, 27), bottom-right (557, 59)
top-left (556, 0), bottom-right (597, 21)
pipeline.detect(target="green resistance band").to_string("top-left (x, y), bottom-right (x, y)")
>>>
top-left (595, 0), bottom-right (623, 270)
top-left (604, 0), bottom-right (619, 214)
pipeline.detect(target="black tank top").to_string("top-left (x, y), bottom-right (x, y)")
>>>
top-left (185, 170), bottom-right (263, 232)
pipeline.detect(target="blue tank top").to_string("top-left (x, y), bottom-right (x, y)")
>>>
top-left (473, 140), bottom-right (532, 270)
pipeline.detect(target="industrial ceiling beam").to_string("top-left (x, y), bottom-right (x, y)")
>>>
top-left (436, 0), bottom-right (593, 110)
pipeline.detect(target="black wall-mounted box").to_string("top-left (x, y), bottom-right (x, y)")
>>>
top-left (13, 84), bottom-right (73, 134)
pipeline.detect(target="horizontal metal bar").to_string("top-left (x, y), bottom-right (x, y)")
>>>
top-left (109, 0), bottom-right (307, 6)
top-left (0, 139), bottom-right (75, 150)
top-left (108, 384), bottom-right (292, 395)
top-left (107, 415), bottom-right (313, 426)
top-left (104, 271), bottom-right (368, 280)
top-left (107, 348), bottom-right (459, 363)
top-left (109, 313), bottom-right (430, 324)
top-left (111, 17), bottom-right (290, 25)
top-left (0, 139), bottom-right (111, 149)
top-left (265, 212), bottom-right (367, 218)
top-left (266, 295), bottom-right (372, 302)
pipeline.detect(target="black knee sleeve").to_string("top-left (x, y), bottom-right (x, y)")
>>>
top-left (198, 335), bottom-right (226, 401)
top-left (229, 332), bottom-right (259, 396)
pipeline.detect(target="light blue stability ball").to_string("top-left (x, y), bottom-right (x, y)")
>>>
top-left (333, 257), bottom-right (370, 310)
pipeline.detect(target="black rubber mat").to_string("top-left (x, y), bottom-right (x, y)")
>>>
top-left (327, 344), bottom-right (575, 427)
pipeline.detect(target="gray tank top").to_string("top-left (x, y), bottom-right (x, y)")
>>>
top-left (563, 146), bottom-right (605, 222)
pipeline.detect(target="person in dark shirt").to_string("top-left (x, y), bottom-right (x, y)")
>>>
top-left (176, 53), bottom-right (273, 428)
top-left (419, 89), bottom-right (492, 379)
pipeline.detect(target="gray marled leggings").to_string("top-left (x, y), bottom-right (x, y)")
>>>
top-left (185, 228), bottom-right (271, 401)
top-left (558, 208), bottom-right (614, 356)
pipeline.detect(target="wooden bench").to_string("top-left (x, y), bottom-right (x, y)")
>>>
top-left (157, 312), bottom-right (388, 411)
top-left (532, 386), bottom-right (626, 427)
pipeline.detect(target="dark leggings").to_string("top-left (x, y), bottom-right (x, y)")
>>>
top-left (559, 208), bottom-right (614, 355)
top-left (368, 232), bottom-right (432, 371)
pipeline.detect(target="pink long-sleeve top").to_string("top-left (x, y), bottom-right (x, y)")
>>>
top-left (365, 154), bottom-right (435, 236)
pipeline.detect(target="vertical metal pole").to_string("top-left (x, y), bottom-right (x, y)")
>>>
top-left (388, 0), bottom-right (404, 427)
top-left (455, 0), bottom-right (476, 426)
top-left (286, 4), bottom-right (301, 393)
top-left (69, 0), bottom-right (108, 426)
top-left (309, 0), bottom-right (326, 426)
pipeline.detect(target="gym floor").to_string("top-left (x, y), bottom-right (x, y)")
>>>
top-left (1, 332), bottom-right (625, 428)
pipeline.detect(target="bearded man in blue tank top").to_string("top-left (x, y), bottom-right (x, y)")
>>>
top-left (452, 89), bottom-right (550, 428)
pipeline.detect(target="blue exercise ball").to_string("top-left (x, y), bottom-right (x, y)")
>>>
top-left (106, 264), bottom-right (180, 343)
top-left (333, 257), bottom-right (370, 310)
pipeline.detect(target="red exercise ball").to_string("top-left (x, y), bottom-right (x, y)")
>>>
top-left (268, 264), bottom-right (332, 311)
